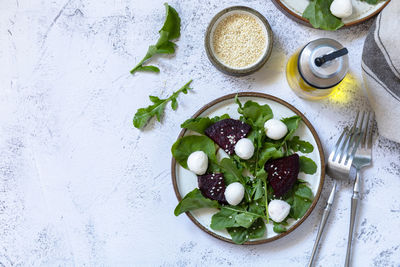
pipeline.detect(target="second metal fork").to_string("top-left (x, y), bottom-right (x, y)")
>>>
top-left (345, 111), bottom-right (374, 267)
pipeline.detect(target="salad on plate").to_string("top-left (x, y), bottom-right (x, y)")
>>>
top-left (172, 95), bottom-right (318, 244)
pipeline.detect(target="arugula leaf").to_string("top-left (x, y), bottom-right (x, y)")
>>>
top-left (171, 135), bottom-right (216, 169)
top-left (218, 158), bottom-right (244, 185)
top-left (133, 80), bottom-right (192, 129)
top-left (227, 218), bottom-right (266, 244)
top-left (235, 95), bottom-right (273, 128)
top-left (181, 114), bottom-right (230, 134)
top-left (131, 3), bottom-right (181, 74)
top-left (257, 144), bottom-right (284, 169)
top-left (303, 0), bottom-right (344, 31)
top-left (281, 116), bottom-right (301, 141)
top-left (360, 0), bottom-right (381, 4)
top-left (211, 206), bottom-right (265, 231)
top-left (210, 208), bottom-right (238, 230)
top-left (285, 183), bottom-right (314, 219)
top-left (299, 156), bottom-right (317, 174)
top-left (174, 188), bottom-right (220, 216)
top-left (273, 222), bottom-right (287, 233)
top-left (287, 136), bottom-right (314, 154)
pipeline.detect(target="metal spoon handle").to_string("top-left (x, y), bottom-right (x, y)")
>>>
top-left (345, 171), bottom-right (361, 267)
top-left (308, 182), bottom-right (337, 267)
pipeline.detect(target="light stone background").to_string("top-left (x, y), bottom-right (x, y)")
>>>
top-left (1, 0), bottom-right (400, 266)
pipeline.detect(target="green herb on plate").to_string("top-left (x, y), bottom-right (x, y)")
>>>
top-left (131, 3), bottom-right (181, 74)
top-left (174, 188), bottom-right (220, 216)
top-left (303, 0), bottom-right (345, 31)
top-left (133, 80), bottom-right (192, 129)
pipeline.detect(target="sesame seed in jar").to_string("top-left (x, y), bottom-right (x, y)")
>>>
top-left (212, 13), bottom-right (266, 68)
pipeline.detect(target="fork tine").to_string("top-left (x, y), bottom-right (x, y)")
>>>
top-left (367, 113), bottom-right (375, 149)
top-left (331, 128), bottom-right (348, 161)
top-left (339, 111), bottom-right (361, 163)
top-left (361, 111), bottom-right (370, 148)
top-left (343, 111), bottom-right (361, 160)
top-left (347, 130), bottom-right (363, 165)
top-left (342, 111), bottom-right (365, 164)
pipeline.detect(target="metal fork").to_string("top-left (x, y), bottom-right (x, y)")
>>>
top-left (308, 112), bottom-right (363, 267)
top-left (345, 111), bottom-right (374, 267)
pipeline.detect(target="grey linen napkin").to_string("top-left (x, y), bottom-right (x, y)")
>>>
top-left (362, 0), bottom-right (400, 143)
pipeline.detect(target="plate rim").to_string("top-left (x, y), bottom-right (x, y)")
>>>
top-left (171, 92), bottom-right (326, 245)
top-left (271, 0), bottom-right (391, 28)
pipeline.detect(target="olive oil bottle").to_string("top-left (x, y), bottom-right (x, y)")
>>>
top-left (286, 38), bottom-right (349, 100)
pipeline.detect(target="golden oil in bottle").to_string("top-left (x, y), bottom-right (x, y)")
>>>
top-left (286, 38), bottom-right (349, 100)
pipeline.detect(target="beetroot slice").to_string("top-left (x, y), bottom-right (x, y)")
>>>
top-left (204, 119), bottom-right (251, 155)
top-left (198, 173), bottom-right (228, 204)
top-left (265, 154), bottom-right (300, 198)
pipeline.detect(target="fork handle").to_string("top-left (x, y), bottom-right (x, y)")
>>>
top-left (345, 171), bottom-right (361, 267)
top-left (307, 202), bottom-right (332, 267)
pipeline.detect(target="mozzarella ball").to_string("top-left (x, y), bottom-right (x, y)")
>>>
top-left (268, 199), bottom-right (291, 223)
top-left (330, 0), bottom-right (353, 19)
top-left (264, 119), bottom-right (288, 140)
top-left (187, 151), bottom-right (208, 175)
top-left (234, 138), bottom-right (254, 160)
top-left (224, 182), bottom-right (245, 206)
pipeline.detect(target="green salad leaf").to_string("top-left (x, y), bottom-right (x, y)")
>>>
top-left (133, 80), bottom-right (192, 129)
top-left (219, 158), bottom-right (244, 185)
top-left (236, 95), bottom-right (273, 128)
top-left (174, 188), bottom-right (220, 216)
top-left (303, 0), bottom-right (344, 31)
top-left (131, 3), bottom-right (181, 74)
top-left (288, 136), bottom-right (314, 153)
top-left (227, 218), bottom-right (266, 244)
top-left (273, 222), bottom-right (287, 233)
top-left (181, 114), bottom-right (230, 134)
top-left (360, 0), bottom-right (381, 4)
top-left (171, 135), bottom-right (216, 169)
top-left (211, 206), bottom-right (264, 230)
top-left (285, 183), bottom-right (314, 219)
top-left (281, 116), bottom-right (302, 142)
top-left (299, 156), bottom-right (318, 174)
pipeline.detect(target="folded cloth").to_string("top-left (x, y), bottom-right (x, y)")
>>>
top-left (362, 0), bottom-right (400, 143)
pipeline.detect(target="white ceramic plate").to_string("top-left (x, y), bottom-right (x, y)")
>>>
top-left (272, 0), bottom-right (390, 27)
top-left (171, 93), bottom-right (325, 244)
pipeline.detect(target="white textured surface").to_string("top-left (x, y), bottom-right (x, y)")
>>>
top-left (1, 0), bottom-right (399, 266)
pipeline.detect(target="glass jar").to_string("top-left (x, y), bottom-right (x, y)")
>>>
top-left (286, 38), bottom-right (349, 100)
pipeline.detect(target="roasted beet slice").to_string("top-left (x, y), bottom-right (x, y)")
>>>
top-left (265, 154), bottom-right (300, 197)
top-left (198, 173), bottom-right (228, 204)
top-left (204, 119), bottom-right (251, 155)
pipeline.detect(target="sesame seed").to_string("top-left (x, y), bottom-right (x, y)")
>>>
top-left (246, 235), bottom-right (249, 238)
top-left (258, 226), bottom-right (261, 228)
top-left (229, 216), bottom-right (232, 219)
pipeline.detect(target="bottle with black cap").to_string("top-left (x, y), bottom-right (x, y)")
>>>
top-left (286, 38), bottom-right (349, 100)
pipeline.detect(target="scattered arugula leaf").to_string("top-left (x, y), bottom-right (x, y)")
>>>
top-left (180, 114), bottom-right (230, 134)
top-left (171, 135), bottom-right (216, 169)
top-left (287, 136), bottom-right (314, 153)
top-left (174, 188), bottom-right (220, 216)
top-left (133, 80), bottom-right (192, 129)
top-left (131, 3), bottom-right (181, 74)
top-left (299, 156), bottom-right (317, 174)
top-left (303, 0), bottom-right (344, 31)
